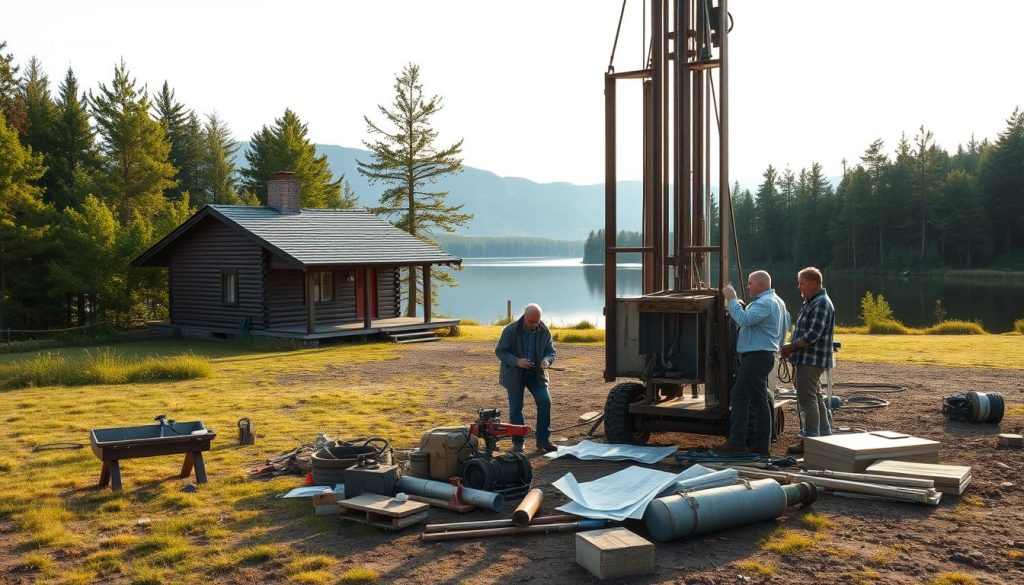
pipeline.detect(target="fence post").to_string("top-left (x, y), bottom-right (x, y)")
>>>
top-left (507, 300), bottom-right (512, 322)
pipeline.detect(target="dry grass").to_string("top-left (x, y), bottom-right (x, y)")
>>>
top-left (801, 512), bottom-right (832, 531)
top-left (0, 348), bottom-right (212, 388)
top-left (851, 568), bottom-right (881, 585)
top-left (1007, 549), bottom-right (1024, 559)
top-left (0, 337), bottom-right (448, 582)
top-left (928, 572), bottom-right (980, 585)
top-left (339, 566), bottom-right (381, 582)
top-left (762, 528), bottom-right (815, 554)
top-left (735, 559), bottom-right (775, 576)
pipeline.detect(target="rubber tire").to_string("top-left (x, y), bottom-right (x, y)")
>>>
top-left (772, 405), bottom-right (786, 441)
top-left (604, 382), bottom-right (651, 445)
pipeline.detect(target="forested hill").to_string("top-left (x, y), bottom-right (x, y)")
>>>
top-left (238, 143), bottom-right (643, 240)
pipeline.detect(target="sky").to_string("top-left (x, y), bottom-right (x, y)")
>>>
top-left (5, 0), bottom-right (1024, 189)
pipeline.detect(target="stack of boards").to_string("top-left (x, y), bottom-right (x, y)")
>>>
top-left (804, 431), bottom-right (939, 473)
top-left (866, 460), bottom-right (972, 495)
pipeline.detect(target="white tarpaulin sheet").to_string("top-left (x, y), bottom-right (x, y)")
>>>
top-left (553, 464), bottom-right (738, 520)
top-left (544, 440), bottom-right (678, 464)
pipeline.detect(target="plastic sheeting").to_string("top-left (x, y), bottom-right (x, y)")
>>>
top-left (544, 440), bottom-right (678, 464)
top-left (552, 464), bottom-right (739, 520)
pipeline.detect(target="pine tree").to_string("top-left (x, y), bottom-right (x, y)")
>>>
top-left (358, 63), bottom-right (471, 317)
top-left (90, 61), bottom-right (177, 220)
top-left (0, 110), bottom-right (52, 329)
top-left (0, 41), bottom-right (27, 138)
top-left (153, 82), bottom-right (204, 200)
top-left (240, 109), bottom-right (342, 208)
top-left (50, 67), bottom-right (100, 210)
top-left (979, 108), bottom-right (1024, 254)
top-left (198, 112), bottom-right (242, 205)
top-left (21, 56), bottom-right (57, 188)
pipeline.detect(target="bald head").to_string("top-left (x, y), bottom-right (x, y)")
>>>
top-left (747, 270), bottom-right (772, 297)
top-left (523, 303), bottom-right (542, 330)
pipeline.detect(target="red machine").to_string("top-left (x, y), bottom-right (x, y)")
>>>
top-left (465, 409), bottom-right (532, 499)
top-left (469, 408), bottom-right (531, 456)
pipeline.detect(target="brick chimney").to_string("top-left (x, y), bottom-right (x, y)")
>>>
top-left (267, 171), bottom-right (301, 213)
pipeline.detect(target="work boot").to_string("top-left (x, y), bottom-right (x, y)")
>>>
top-left (536, 442), bottom-right (557, 453)
top-left (786, 439), bottom-right (804, 454)
top-left (511, 444), bottom-right (524, 454)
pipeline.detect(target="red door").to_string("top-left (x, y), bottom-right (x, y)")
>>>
top-left (355, 269), bottom-right (379, 320)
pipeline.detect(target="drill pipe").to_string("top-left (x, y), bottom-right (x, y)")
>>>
top-left (424, 514), bottom-right (581, 534)
top-left (512, 488), bottom-right (544, 527)
top-left (395, 476), bottom-right (505, 512)
top-left (421, 519), bottom-right (607, 542)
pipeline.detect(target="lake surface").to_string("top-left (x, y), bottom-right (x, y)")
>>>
top-left (435, 258), bottom-right (1024, 332)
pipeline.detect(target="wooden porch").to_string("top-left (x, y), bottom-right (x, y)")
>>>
top-left (150, 316), bottom-right (460, 344)
top-left (261, 316), bottom-right (461, 341)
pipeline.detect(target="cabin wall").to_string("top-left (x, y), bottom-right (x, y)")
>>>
top-left (169, 219), bottom-right (265, 330)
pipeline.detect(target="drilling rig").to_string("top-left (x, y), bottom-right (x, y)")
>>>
top-left (602, 0), bottom-right (789, 444)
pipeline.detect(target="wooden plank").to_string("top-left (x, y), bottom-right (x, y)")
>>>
top-left (338, 494), bottom-right (428, 518)
top-left (865, 460), bottom-right (972, 494)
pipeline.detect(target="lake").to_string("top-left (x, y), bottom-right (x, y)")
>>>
top-left (435, 258), bottom-right (1024, 332)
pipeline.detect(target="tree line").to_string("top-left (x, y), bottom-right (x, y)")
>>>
top-left (1, 39), bottom-right (464, 330)
top-left (732, 115), bottom-right (1024, 271)
top-left (583, 114), bottom-right (1024, 274)
top-left (436, 235), bottom-right (582, 258)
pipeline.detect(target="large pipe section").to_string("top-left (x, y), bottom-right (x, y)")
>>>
top-left (643, 479), bottom-right (816, 542)
top-left (395, 476), bottom-right (505, 513)
top-left (513, 488), bottom-right (544, 527)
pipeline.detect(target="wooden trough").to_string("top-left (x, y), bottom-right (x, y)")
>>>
top-left (89, 421), bottom-right (216, 492)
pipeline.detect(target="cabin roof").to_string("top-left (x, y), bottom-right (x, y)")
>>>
top-left (131, 205), bottom-right (462, 268)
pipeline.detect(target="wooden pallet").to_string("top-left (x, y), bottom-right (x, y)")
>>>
top-left (338, 494), bottom-right (429, 530)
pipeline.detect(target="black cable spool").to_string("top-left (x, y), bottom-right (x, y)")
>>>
top-left (943, 391), bottom-right (1004, 424)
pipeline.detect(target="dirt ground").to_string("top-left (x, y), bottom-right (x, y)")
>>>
top-left (329, 339), bottom-right (1024, 585)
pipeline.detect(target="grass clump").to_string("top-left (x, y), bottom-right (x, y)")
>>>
top-left (735, 560), bottom-right (775, 576)
top-left (1007, 549), bottom-right (1023, 559)
top-left (1014, 317), bottom-right (1024, 334)
top-left (801, 512), bottom-right (832, 531)
top-left (868, 319), bottom-right (914, 335)
top-left (459, 318), bottom-right (480, 326)
top-left (236, 543), bottom-right (283, 564)
top-left (851, 568), bottom-right (880, 585)
top-left (339, 566), bottom-right (381, 582)
top-left (762, 528), bottom-right (815, 554)
top-left (928, 573), bottom-right (979, 585)
top-left (287, 555), bottom-right (337, 575)
top-left (925, 320), bottom-right (986, 335)
top-left (492, 313), bottom-right (514, 326)
top-left (553, 329), bottom-right (604, 343)
top-left (15, 505), bottom-right (78, 547)
top-left (566, 319), bottom-right (596, 329)
top-left (0, 349), bottom-right (212, 388)
top-left (17, 551), bottom-right (55, 572)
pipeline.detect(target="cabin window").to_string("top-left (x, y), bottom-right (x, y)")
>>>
top-left (222, 270), bottom-right (239, 306)
top-left (313, 271), bottom-right (334, 303)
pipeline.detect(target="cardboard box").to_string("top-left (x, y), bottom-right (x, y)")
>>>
top-left (576, 527), bottom-right (655, 580)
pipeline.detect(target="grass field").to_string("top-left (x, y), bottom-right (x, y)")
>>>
top-left (0, 330), bottom-right (1020, 583)
top-left (0, 338), bottom-right (465, 584)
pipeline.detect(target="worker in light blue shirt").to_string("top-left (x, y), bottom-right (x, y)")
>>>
top-left (719, 270), bottom-right (790, 455)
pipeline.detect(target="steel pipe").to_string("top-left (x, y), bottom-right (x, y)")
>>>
top-left (643, 478), bottom-right (816, 542)
top-left (395, 476), bottom-right (505, 513)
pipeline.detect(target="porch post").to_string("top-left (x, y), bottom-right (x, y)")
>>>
top-left (423, 264), bottom-right (432, 323)
top-left (363, 266), bottom-right (372, 329)
top-left (305, 268), bottom-right (315, 334)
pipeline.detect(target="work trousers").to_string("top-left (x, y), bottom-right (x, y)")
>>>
top-left (506, 384), bottom-right (551, 446)
top-left (794, 364), bottom-right (832, 437)
top-left (728, 350), bottom-right (774, 455)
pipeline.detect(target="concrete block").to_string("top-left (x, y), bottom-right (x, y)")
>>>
top-left (576, 527), bottom-right (655, 580)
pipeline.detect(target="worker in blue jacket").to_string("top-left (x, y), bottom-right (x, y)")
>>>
top-left (720, 270), bottom-right (790, 455)
top-left (495, 303), bottom-right (557, 453)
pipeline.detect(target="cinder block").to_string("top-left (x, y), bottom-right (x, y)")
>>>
top-left (576, 527), bottom-right (655, 580)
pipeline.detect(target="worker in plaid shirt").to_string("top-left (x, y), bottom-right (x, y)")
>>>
top-left (781, 266), bottom-right (835, 454)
